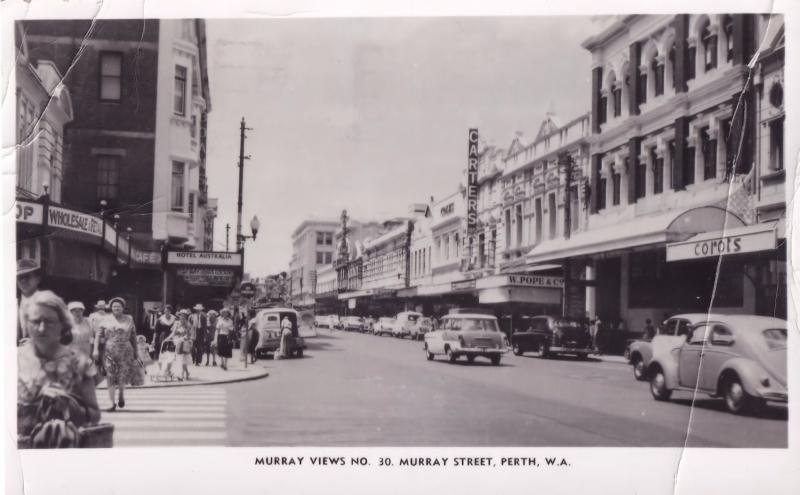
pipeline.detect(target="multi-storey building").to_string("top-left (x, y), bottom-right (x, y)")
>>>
top-left (523, 14), bottom-right (785, 350)
top-left (289, 218), bottom-right (339, 308)
top-left (20, 19), bottom-right (215, 320)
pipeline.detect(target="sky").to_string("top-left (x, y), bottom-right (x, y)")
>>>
top-left (204, 16), bottom-right (596, 275)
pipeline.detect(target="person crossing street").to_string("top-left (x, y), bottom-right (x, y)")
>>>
top-left (189, 304), bottom-right (207, 366)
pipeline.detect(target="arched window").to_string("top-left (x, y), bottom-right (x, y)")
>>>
top-left (723, 15), bottom-right (734, 62)
top-left (651, 56), bottom-right (665, 96)
top-left (668, 43), bottom-right (677, 88)
top-left (701, 20), bottom-right (717, 71)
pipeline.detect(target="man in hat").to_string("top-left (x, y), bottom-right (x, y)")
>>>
top-left (17, 258), bottom-right (42, 344)
top-left (189, 303), bottom-right (207, 365)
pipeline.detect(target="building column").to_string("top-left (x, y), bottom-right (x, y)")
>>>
top-left (642, 147), bottom-right (654, 196)
top-left (585, 263), bottom-right (596, 319)
top-left (688, 123), bottom-right (703, 185)
top-left (602, 158), bottom-right (613, 206)
top-left (612, 154), bottom-right (626, 205)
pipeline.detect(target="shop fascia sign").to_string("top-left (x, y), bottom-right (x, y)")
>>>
top-left (466, 128), bottom-right (479, 234)
top-left (666, 228), bottom-right (777, 262)
top-left (167, 250), bottom-right (242, 266)
top-left (16, 201), bottom-right (44, 225)
top-left (47, 206), bottom-right (104, 237)
top-left (176, 267), bottom-right (236, 287)
top-left (477, 274), bottom-right (564, 289)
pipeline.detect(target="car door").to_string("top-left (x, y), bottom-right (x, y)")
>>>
top-left (700, 324), bottom-right (736, 391)
top-left (678, 324), bottom-right (709, 388)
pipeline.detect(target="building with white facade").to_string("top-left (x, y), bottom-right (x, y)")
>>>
top-left (289, 218), bottom-right (339, 307)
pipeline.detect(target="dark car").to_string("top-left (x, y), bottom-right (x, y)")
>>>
top-left (511, 315), bottom-right (592, 359)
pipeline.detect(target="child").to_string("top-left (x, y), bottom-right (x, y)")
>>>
top-left (136, 335), bottom-right (154, 372)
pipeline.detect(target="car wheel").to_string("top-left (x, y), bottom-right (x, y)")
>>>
top-left (296, 348), bottom-right (303, 358)
top-left (722, 375), bottom-right (765, 415)
top-left (445, 346), bottom-right (457, 363)
top-left (532, 343), bottom-right (549, 358)
top-left (490, 355), bottom-right (501, 366)
top-left (512, 343), bottom-right (523, 356)
top-left (577, 353), bottom-right (589, 361)
top-left (424, 344), bottom-right (434, 361)
top-left (467, 355), bottom-right (476, 364)
top-left (649, 367), bottom-right (672, 401)
top-left (632, 358), bottom-right (647, 381)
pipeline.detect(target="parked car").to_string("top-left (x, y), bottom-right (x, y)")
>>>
top-left (315, 315), bottom-right (330, 328)
top-left (423, 308), bottom-right (509, 365)
top-left (647, 315), bottom-right (787, 415)
top-left (374, 317), bottom-right (395, 336)
top-left (342, 316), bottom-right (366, 332)
top-left (364, 317), bottom-right (376, 333)
top-left (628, 313), bottom-right (706, 380)
top-left (418, 317), bottom-right (433, 337)
top-left (327, 315), bottom-right (342, 330)
top-left (511, 315), bottom-right (592, 359)
top-left (392, 311), bottom-right (424, 339)
top-left (253, 307), bottom-right (306, 359)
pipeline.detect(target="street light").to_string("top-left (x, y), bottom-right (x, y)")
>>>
top-left (238, 214), bottom-right (260, 243)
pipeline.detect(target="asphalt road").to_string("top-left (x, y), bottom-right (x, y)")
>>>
top-left (225, 330), bottom-right (787, 447)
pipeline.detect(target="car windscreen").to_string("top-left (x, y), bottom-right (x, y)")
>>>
top-left (444, 318), bottom-right (499, 332)
top-left (762, 328), bottom-right (787, 350)
top-left (406, 314), bottom-right (420, 323)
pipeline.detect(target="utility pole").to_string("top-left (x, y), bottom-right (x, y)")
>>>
top-left (236, 117), bottom-right (252, 252)
top-left (225, 223), bottom-right (230, 252)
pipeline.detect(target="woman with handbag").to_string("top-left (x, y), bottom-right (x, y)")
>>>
top-left (94, 297), bottom-right (141, 412)
top-left (167, 309), bottom-right (193, 380)
top-left (18, 291), bottom-right (102, 448)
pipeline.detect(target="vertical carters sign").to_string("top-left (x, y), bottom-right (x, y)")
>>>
top-left (466, 128), bottom-right (479, 234)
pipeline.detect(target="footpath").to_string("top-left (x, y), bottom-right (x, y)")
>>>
top-left (97, 349), bottom-right (269, 389)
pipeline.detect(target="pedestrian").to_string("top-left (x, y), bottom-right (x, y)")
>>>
top-left (153, 305), bottom-right (176, 359)
top-left (643, 318), bottom-right (656, 341)
top-left (214, 308), bottom-right (235, 370)
top-left (189, 304), bottom-right (207, 366)
top-left (590, 315), bottom-right (602, 354)
top-left (136, 335), bottom-right (154, 371)
top-left (94, 297), bottom-right (141, 412)
top-left (205, 310), bottom-right (219, 366)
top-left (144, 307), bottom-right (159, 344)
top-left (88, 300), bottom-right (109, 380)
top-left (67, 301), bottom-right (94, 357)
top-left (247, 309), bottom-right (259, 364)
top-left (276, 317), bottom-right (292, 359)
top-left (167, 309), bottom-right (193, 381)
top-left (17, 258), bottom-right (43, 344)
top-left (17, 291), bottom-right (101, 447)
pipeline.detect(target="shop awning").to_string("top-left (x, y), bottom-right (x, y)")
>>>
top-left (666, 220), bottom-right (781, 262)
top-left (525, 206), bottom-right (745, 265)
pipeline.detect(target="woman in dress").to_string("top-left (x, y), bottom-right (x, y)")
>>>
top-left (18, 291), bottom-right (101, 446)
top-left (166, 309), bottom-right (193, 380)
top-left (68, 301), bottom-right (94, 357)
top-left (214, 308), bottom-right (234, 370)
top-left (153, 304), bottom-right (176, 359)
top-left (94, 297), bottom-right (140, 412)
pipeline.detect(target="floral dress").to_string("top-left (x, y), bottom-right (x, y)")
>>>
top-left (18, 343), bottom-right (97, 436)
top-left (100, 315), bottom-right (143, 387)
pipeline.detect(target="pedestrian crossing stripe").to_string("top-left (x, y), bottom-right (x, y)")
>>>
top-left (96, 387), bottom-right (228, 447)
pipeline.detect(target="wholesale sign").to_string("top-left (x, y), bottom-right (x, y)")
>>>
top-left (466, 128), bottom-right (479, 234)
top-left (47, 206), bottom-right (103, 238)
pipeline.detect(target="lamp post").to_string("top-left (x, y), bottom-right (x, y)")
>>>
top-left (114, 214), bottom-right (121, 260)
top-left (126, 227), bottom-right (132, 264)
top-left (236, 214), bottom-right (260, 367)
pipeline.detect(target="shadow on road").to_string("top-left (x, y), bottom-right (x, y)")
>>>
top-left (671, 398), bottom-right (788, 421)
top-left (428, 359), bottom-right (514, 368)
top-left (515, 354), bottom-right (603, 363)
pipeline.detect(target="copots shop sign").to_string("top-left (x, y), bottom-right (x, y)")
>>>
top-left (666, 228), bottom-right (777, 262)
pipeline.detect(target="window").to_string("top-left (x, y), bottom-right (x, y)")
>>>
top-left (548, 193), bottom-right (557, 240)
top-left (534, 198), bottom-right (543, 241)
top-left (689, 325), bottom-right (709, 345)
top-left (653, 150), bottom-right (664, 195)
top-left (687, 46), bottom-right (696, 80)
top-left (569, 185), bottom-right (579, 232)
top-left (515, 204), bottom-right (523, 247)
top-left (702, 23), bottom-right (717, 71)
top-left (597, 176), bottom-right (607, 211)
top-left (668, 45), bottom-right (677, 88)
top-left (612, 86), bottom-right (622, 117)
top-left (685, 144), bottom-right (696, 186)
top-left (316, 232), bottom-right (324, 245)
top-left (723, 16), bottom-right (734, 62)
top-left (638, 68), bottom-right (647, 104)
top-left (636, 159), bottom-right (647, 200)
top-left (652, 58), bottom-right (664, 96)
top-left (668, 140), bottom-right (676, 189)
top-left (504, 209), bottom-right (512, 248)
top-left (174, 65), bottom-right (187, 116)
top-left (455, 233), bottom-right (460, 256)
top-left (599, 95), bottom-right (607, 124)
top-left (171, 161), bottom-right (185, 211)
top-left (188, 192), bottom-right (195, 218)
top-left (326, 232), bottom-right (333, 245)
top-left (710, 325), bottom-right (733, 345)
top-left (612, 171), bottom-right (621, 206)
top-left (316, 252), bottom-right (324, 264)
top-left (701, 127), bottom-right (717, 180)
top-left (770, 117), bottom-right (784, 171)
top-left (99, 52), bottom-right (122, 101)
top-left (97, 155), bottom-right (120, 202)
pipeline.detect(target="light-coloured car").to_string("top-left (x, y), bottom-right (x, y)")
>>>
top-left (423, 309), bottom-right (509, 365)
top-left (628, 313), bottom-right (708, 381)
top-left (315, 315), bottom-right (330, 328)
top-left (327, 315), bottom-right (341, 329)
top-left (374, 317), bottom-right (395, 336)
top-left (418, 317), bottom-right (434, 338)
top-left (392, 311), bottom-right (424, 339)
top-left (342, 316), bottom-right (365, 332)
top-left (253, 307), bottom-right (306, 359)
top-left (647, 315), bottom-right (787, 415)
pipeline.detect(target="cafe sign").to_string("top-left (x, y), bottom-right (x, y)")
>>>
top-left (666, 227), bottom-right (777, 262)
top-left (167, 250), bottom-right (242, 266)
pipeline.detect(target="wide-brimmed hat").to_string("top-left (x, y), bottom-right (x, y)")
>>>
top-left (67, 301), bottom-right (85, 312)
top-left (17, 259), bottom-right (41, 277)
top-left (177, 309), bottom-right (190, 316)
top-left (207, 309), bottom-right (219, 317)
top-left (108, 297), bottom-right (126, 308)
top-left (94, 300), bottom-right (107, 310)
top-left (219, 308), bottom-right (232, 316)
top-left (193, 304), bottom-right (204, 311)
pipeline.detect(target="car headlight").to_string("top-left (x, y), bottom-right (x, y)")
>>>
top-left (761, 377), bottom-right (771, 387)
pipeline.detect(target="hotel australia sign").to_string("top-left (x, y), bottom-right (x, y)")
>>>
top-left (166, 250), bottom-right (243, 288)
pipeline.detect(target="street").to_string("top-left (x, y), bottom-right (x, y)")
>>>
top-left (102, 331), bottom-right (787, 448)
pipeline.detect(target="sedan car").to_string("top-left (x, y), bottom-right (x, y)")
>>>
top-left (392, 311), bottom-right (423, 339)
top-left (373, 317), bottom-right (395, 336)
top-left (628, 313), bottom-right (707, 381)
top-left (423, 309), bottom-right (508, 365)
top-left (342, 316), bottom-right (365, 332)
top-left (647, 315), bottom-right (787, 415)
top-left (511, 316), bottom-right (592, 359)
